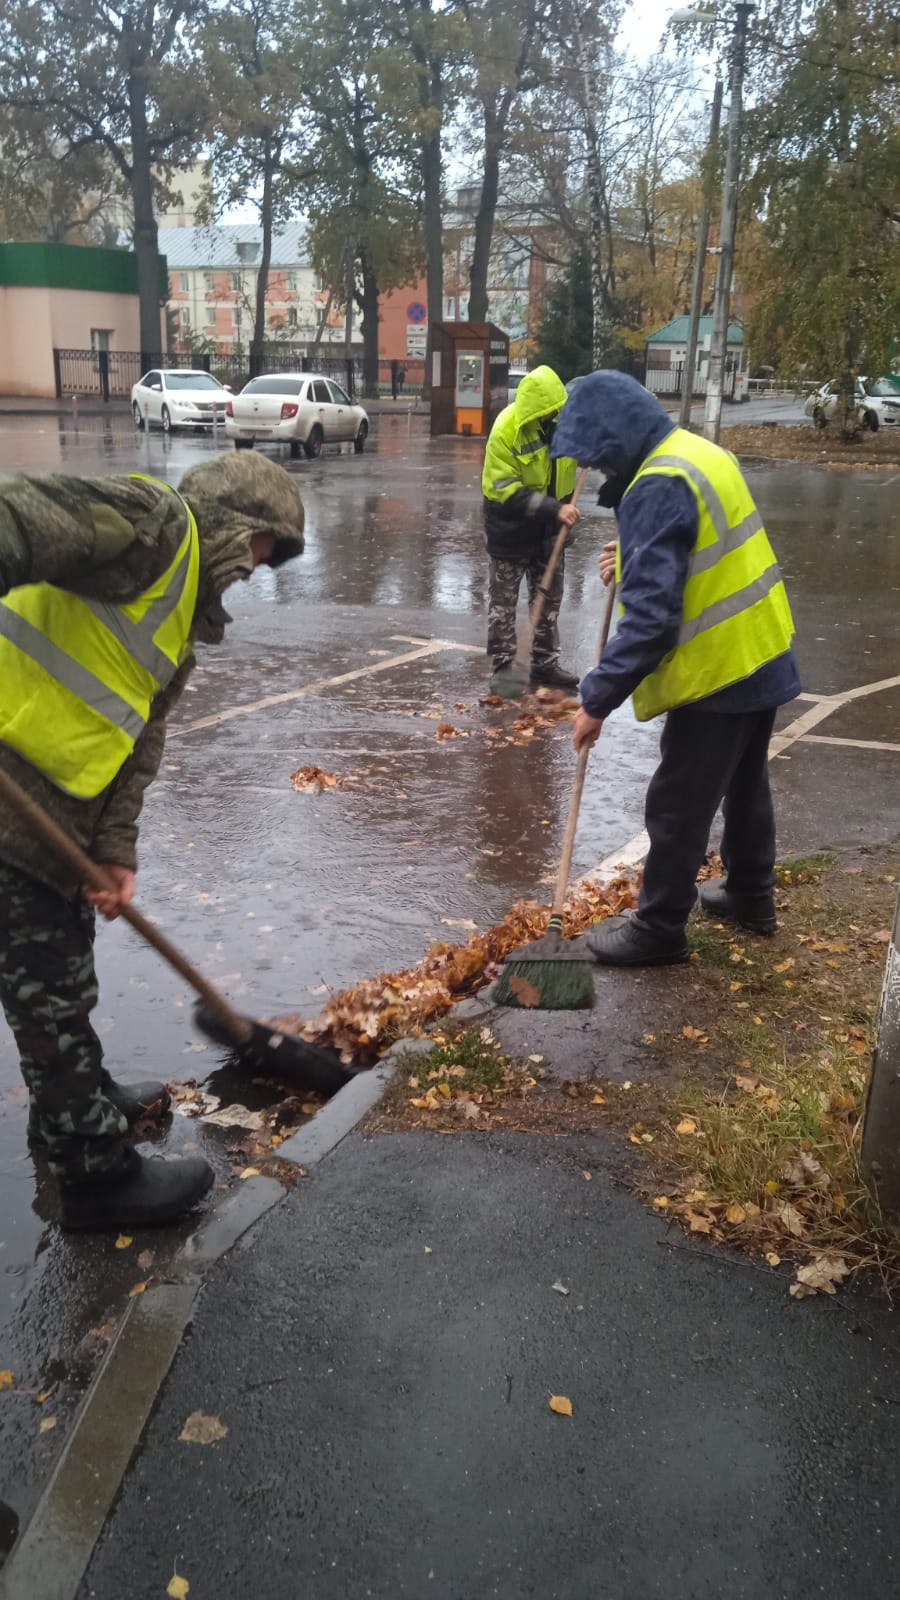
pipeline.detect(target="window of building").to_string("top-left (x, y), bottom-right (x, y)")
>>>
top-left (231, 272), bottom-right (241, 292)
top-left (179, 271), bottom-right (189, 293)
top-left (287, 271), bottom-right (297, 292)
top-left (90, 328), bottom-right (111, 354)
top-left (181, 307), bottom-right (191, 328)
top-left (287, 307), bottom-right (297, 328)
top-left (204, 272), bottom-right (214, 294)
top-left (206, 305), bottom-right (217, 327)
top-left (233, 306), bottom-right (242, 328)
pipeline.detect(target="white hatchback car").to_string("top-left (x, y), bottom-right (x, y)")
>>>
top-left (131, 369), bottom-right (230, 432)
top-left (225, 373), bottom-right (369, 458)
top-left (804, 376), bottom-right (900, 432)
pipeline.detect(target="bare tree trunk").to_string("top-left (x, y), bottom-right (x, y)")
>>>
top-left (422, 115), bottom-right (443, 365)
top-left (308, 278), bottom-right (338, 358)
top-left (128, 72), bottom-right (163, 361)
top-left (468, 105), bottom-right (501, 323)
top-left (570, 5), bottom-right (616, 369)
top-left (250, 143), bottom-right (275, 378)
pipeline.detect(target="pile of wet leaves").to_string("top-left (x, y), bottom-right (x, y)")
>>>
top-left (275, 874), bottom-right (637, 1063)
top-left (168, 1079), bottom-right (322, 1175)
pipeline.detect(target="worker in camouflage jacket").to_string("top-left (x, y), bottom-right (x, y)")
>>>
top-left (0, 453), bottom-right (304, 1231)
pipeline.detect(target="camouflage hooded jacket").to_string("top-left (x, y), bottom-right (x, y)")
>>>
top-left (0, 453), bottom-right (304, 895)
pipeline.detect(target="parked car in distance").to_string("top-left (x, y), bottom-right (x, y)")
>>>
top-left (131, 369), bottom-right (230, 432)
top-left (804, 377), bottom-right (900, 432)
top-left (225, 373), bottom-right (369, 458)
top-left (508, 367), bottom-right (527, 404)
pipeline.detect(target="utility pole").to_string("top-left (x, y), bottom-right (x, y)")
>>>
top-left (679, 77), bottom-right (723, 429)
top-left (703, 2), bottom-right (754, 442)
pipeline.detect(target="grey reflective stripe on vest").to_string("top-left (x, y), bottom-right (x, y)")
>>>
top-left (0, 606), bottom-right (146, 740)
top-left (646, 454), bottom-right (763, 575)
top-left (513, 436), bottom-right (546, 457)
top-left (492, 476), bottom-right (520, 491)
top-left (678, 562), bottom-right (783, 646)
top-left (79, 539), bottom-right (192, 684)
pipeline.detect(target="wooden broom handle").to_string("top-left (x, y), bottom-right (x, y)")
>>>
top-left (514, 465), bottom-right (589, 669)
top-left (551, 577), bottom-right (617, 919)
top-left (0, 766), bottom-right (252, 1045)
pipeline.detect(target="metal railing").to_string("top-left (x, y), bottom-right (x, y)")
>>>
top-left (53, 347), bottom-right (427, 402)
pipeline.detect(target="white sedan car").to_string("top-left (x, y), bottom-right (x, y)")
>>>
top-left (804, 377), bottom-right (900, 432)
top-left (131, 369), bottom-right (230, 432)
top-left (225, 373), bottom-right (369, 458)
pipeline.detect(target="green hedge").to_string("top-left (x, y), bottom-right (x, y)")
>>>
top-left (0, 242), bottom-right (167, 296)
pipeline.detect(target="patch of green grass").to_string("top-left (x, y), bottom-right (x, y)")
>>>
top-left (687, 919), bottom-right (736, 967)
top-left (775, 853), bottom-right (833, 887)
top-left (423, 1030), bottom-right (509, 1089)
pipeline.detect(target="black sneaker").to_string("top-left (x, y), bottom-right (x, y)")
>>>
top-left (698, 878), bottom-right (777, 936)
top-left (584, 914), bottom-right (690, 966)
top-left (29, 1073), bottom-right (171, 1148)
top-left (59, 1150), bottom-right (214, 1233)
top-left (531, 662), bottom-right (579, 691)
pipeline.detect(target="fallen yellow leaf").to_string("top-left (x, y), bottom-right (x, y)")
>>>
top-left (128, 1281), bottom-right (149, 1298)
top-left (764, 1179), bottom-right (780, 1195)
top-left (675, 1118), bottom-right (698, 1136)
top-left (179, 1411), bottom-right (228, 1445)
top-left (167, 1575), bottom-right (190, 1600)
top-left (581, 1170), bottom-right (592, 1181)
top-left (725, 1203), bottom-right (747, 1225)
top-left (685, 1209), bottom-right (713, 1234)
top-left (549, 1394), bottom-right (573, 1416)
top-left (652, 1196), bottom-right (670, 1210)
top-left (642, 1033), bottom-right (656, 1044)
top-left (37, 1391), bottom-right (52, 1404)
top-left (591, 1094), bottom-right (606, 1105)
top-left (301, 1102), bottom-right (317, 1115)
top-left (0, 1371), bottom-right (13, 1391)
top-left (773, 958), bottom-right (795, 973)
top-left (239, 1167), bottom-right (262, 1179)
top-left (115, 1234), bottom-right (132, 1250)
top-left (729, 981), bottom-right (742, 992)
top-left (39, 1416), bottom-right (56, 1434)
top-left (766, 1252), bottom-right (781, 1267)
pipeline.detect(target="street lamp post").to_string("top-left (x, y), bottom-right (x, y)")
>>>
top-left (703, 2), bottom-right (754, 440)
top-left (679, 76), bottom-right (723, 428)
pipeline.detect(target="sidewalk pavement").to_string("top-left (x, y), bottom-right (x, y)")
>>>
top-left (78, 1125), bottom-right (900, 1600)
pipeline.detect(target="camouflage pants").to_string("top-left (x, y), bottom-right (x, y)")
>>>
top-left (487, 554), bottom-right (565, 671)
top-left (0, 862), bottom-right (128, 1179)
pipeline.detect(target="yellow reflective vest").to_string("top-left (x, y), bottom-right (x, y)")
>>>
top-left (618, 428), bottom-right (794, 721)
top-left (0, 475), bottom-right (199, 798)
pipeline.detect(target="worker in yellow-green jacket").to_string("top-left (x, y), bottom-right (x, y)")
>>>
top-left (553, 370), bottom-right (800, 966)
top-left (482, 365), bottom-right (580, 692)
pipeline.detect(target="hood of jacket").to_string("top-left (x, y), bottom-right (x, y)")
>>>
top-left (178, 452), bottom-right (305, 642)
top-left (512, 365), bottom-right (569, 431)
top-left (551, 371), bottom-right (675, 488)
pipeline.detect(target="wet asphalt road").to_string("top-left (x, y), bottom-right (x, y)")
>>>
top-left (0, 410), bottom-right (898, 1558)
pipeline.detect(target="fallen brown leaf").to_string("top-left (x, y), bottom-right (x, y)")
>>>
top-left (789, 1256), bottom-right (849, 1299)
top-left (0, 1371), bottom-right (13, 1391)
top-left (549, 1394), bottom-right (573, 1416)
top-left (128, 1281), bottom-right (149, 1298)
top-left (508, 974), bottom-right (541, 1008)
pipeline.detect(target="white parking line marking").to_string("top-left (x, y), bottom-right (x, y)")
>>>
top-left (584, 670), bottom-right (900, 883)
top-left (801, 734), bottom-right (900, 754)
top-left (169, 639), bottom-right (475, 738)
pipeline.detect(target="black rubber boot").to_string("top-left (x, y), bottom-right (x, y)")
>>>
top-left (698, 878), bottom-right (777, 936)
top-left (584, 914), bottom-right (690, 967)
top-left (59, 1149), bottom-right (214, 1233)
top-left (531, 662), bottom-right (579, 691)
top-left (29, 1073), bottom-right (171, 1148)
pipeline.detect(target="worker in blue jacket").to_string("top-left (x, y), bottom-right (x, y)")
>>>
top-left (552, 370), bottom-right (801, 966)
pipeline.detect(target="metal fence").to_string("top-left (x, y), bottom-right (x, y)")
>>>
top-left (53, 347), bottom-right (426, 402)
top-left (644, 360), bottom-right (738, 401)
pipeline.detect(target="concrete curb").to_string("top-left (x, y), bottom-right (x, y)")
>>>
top-left (0, 1060), bottom-right (401, 1600)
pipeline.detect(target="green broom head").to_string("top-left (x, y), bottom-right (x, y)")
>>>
top-left (492, 915), bottom-right (595, 1010)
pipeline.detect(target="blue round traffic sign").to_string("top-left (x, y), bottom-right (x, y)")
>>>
top-left (407, 302), bottom-right (427, 323)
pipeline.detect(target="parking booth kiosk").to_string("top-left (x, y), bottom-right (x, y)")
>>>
top-left (430, 322), bottom-right (509, 437)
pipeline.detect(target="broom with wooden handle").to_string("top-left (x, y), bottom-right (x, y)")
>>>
top-left (0, 767), bottom-right (351, 1096)
top-left (491, 466), bottom-right (589, 701)
top-left (493, 576), bottom-right (617, 1010)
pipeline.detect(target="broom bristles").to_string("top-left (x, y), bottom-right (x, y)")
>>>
top-left (492, 958), bottom-right (594, 1010)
